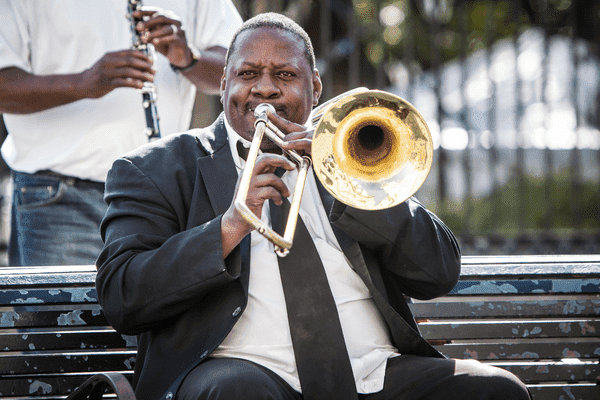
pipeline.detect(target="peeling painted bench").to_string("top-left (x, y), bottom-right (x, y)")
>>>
top-left (1, 255), bottom-right (599, 399)
top-left (410, 254), bottom-right (600, 400)
top-left (0, 265), bottom-right (136, 399)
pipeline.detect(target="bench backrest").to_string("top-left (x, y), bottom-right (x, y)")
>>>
top-left (410, 255), bottom-right (600, 400)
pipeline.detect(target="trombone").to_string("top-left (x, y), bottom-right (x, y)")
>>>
top-left (234, 88), bottom-right (434, 257)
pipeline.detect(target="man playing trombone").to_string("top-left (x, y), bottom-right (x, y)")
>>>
top-left (97, 12), bottom-right (531, 400)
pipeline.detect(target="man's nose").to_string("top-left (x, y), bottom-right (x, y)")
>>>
top-left (251, 74), bottom-right (280, 98)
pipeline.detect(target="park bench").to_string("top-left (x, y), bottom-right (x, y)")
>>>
top-left (0, 255), bottom-right (598, 399)
top-left (410, 254), bottom-right (600, 400)
top-left (0, 265), bottom-right (136, 399)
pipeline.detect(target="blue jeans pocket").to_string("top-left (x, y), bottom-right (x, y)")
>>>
top-left (14, 173), bottom-right (65, 209)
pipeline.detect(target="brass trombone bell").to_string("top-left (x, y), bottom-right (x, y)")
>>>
top-left (312, 88), bottom-right (433, 211)
top-left (233, 88), bottom-right (434, 257)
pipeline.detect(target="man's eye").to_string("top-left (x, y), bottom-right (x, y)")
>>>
top-left (239, 71), bottom-right (256, 77)
top-left (278, 71), bottom-right (294, 77)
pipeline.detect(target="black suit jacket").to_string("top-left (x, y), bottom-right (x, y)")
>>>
top-left (96, 114), bottom-right (461, 400)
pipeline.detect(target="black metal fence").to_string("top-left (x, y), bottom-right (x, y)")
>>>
top-left (235, 0), bottom-right (600, 255)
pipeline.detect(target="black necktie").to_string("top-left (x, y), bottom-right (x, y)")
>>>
top-left (270, 196), bottom-right (358, 400)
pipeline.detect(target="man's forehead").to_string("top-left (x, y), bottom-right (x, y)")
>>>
top-left (234, 27), bottom-right (304, 55)
top-left (228, 28), bottom-right (308, 69)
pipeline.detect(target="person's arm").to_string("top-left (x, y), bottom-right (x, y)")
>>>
top-left (97, 145), bottom-right (295, 335)
top-left (173, 46), bottom-right (228, 94)
top-left (330, 197), bottom-right (461, 300)
top-left (133, 9), bottom-right (227, 95)
top-left (0, 50), bottom-right (155, 114)
top-left (96, 155), bottom-right (236, 335)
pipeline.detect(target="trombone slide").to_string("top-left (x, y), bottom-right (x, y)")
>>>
top-left (233, 105), bottom-right (310, 257)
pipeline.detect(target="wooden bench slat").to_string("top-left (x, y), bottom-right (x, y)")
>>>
top-left (434, 340), bottom-right (600, 360)
top-left (419, 319), bottom-right (600, 339)
top-left (491, 361), bottom-right (600, 383)
top-left (0, 372), bottom-right (133, 398)
top-left (0, 266), bottom-right (96, 288)
top-left (0, 328), bottom-right (136, 352)
top-left (460, 255), bottom-right (600, 277)
top-left (527, 384), bottom-right (600, 400)
top-left (0, 288), bottom-right (97, 305)
top-left (410, 297), bottom-right (600, 318)
top-left (450, 279), bottom-right (600, 295)
top-left (1, 375), bottom-right (87, 397)
top-left (0, 351), bottom-right (136, 374)
top-left (0, 306), bottom-right (108, 329)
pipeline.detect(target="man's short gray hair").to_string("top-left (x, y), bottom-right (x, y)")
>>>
top-left (225, 12), bottom-right (316, 71)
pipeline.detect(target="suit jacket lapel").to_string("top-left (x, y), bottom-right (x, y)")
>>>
top-left (197, 115), bottom-right (238, 217)
top-left (196, 115), bottom-right (251, 295)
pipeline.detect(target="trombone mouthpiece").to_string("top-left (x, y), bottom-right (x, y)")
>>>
top-left (254, 103), bottom-right (276, 118)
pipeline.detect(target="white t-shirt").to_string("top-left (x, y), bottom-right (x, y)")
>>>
top-left (211, 118), bottom-right (400, 394)
top-left (0, 0), bottom-right (242, 182)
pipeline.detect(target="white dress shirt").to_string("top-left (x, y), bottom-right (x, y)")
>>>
top-left (211, 117), bottom-right (400, 394)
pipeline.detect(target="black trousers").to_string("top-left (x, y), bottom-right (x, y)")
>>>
top-left (176, 355), bottom-right (531, 400)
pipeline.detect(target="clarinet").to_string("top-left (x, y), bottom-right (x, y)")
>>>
top-left (127, 0), bottom-right (161, 141)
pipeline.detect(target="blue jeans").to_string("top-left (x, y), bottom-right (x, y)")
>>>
top-left (9, 171), bottom-right (106, 266)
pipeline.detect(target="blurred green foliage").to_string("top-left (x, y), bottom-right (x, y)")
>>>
top-left (438, 171), bottom-right (599, 236)
top-left (350, 0), bottom-right (596, 70)
top-left (234, 0), bottom-right (600, 67)
top-left (234, 0), bottom-right (600, 88)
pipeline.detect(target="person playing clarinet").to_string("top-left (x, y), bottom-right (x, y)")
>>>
top-left (0, 0), bottom-right (242, 266)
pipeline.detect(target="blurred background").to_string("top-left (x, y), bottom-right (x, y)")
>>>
top-left (1, 0), bottom-right (599, 262)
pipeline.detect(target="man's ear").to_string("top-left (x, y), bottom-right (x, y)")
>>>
top-left (220, 68), bottom-right (226, 103)
top-left (312, 69), bottom-right (322, 106)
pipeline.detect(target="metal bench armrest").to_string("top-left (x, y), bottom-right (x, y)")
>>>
top-left (66, 373), bottom-right (136, 400)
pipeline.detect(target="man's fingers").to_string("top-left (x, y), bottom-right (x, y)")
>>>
top-left (102, 50), bottom-right (154, 71)
top-left (266, 110), bottom-right (306, 135)
top-left (101, 64), bottom-right (155, 85)
top-left (281, 138), bottom-right (312, 157)
top-left (135, 9), bottom-right (181, 32)
top-left (252, 175), bottom-right (290, 202)
top-left (263, 111), bottom-right (314, 157)
top-left (254, 153), bottom-right (296, 172)
top-left (250, 154), bottom-right (296, 200)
